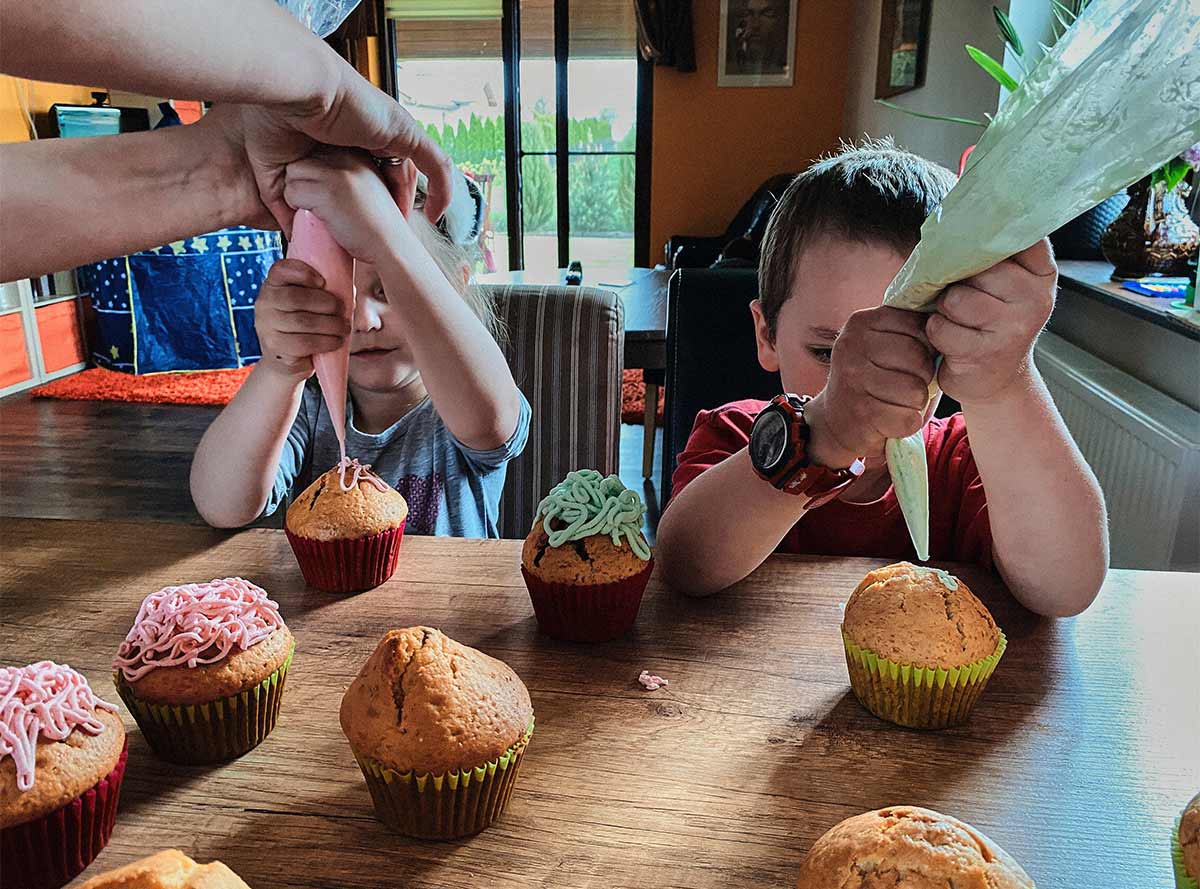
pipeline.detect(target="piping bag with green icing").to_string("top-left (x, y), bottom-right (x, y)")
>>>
top-left (879, 0), bottom-right (1200, 561)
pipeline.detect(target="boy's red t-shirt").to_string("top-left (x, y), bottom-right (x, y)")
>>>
top-left (671, 399), bottom-right (994, 565)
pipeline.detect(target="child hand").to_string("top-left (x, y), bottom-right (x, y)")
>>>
top-left (283, 152), bottom-right (407, 265)
top-left (254, 259), bottom-right (352, 380)
top-left (927, 239), bottom-right (1057, 404)
top-left (805, 307), bottom-right (936, 467)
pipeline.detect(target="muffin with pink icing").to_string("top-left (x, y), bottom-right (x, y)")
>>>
top-left (113, 578), bottom-right (294, 764)
top-left (285, 457), bottom-right (408, 594)
top-left (1, 661), bottom-right (128, 889)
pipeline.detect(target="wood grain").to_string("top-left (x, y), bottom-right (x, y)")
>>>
top-left (1, 517), bottom-right (1196, 888)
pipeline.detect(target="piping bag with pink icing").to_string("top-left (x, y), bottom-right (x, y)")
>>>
top-left (287, 210), bottom-right (354, 463)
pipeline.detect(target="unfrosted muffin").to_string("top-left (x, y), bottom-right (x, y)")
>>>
top-left (77, 849), bottom-right (250, 888)
top-left (285, 457), bottom-right (408, 593)
top-left (520, 469), bottom-right (653, 642)
top-left (340, 627), bottom-right (534, 839)
top-left (796, 806), bottom-right (1035, 888)
top-left (0, 662), bottom-right (128, 889)
top-left (841, 562), bottom-right (1006, 729)
top-left (113, 578), bottom-right (293, 764)
top-left (1178, 791), bottom-right (1200, 888)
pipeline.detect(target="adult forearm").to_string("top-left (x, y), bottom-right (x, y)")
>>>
top-left (0, 116), bottom-right (260, 280)
top-left (376, 241), bottom-right (521, 449)
top-left (962, 364), bottom-right (1108, 616)
top-left (0, 0), bottom-right (340, 111)
top-left (190, 364), bottom-right (306, 527)
top-left (656, 449), bottom-right (810, 595)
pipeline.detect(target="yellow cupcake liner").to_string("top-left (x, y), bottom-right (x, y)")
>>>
top-left (842, 632), bottom-right (1006, 729)
top-left (353, 718), bottom-right (534, 840)
top-left (1177, 814), bottom-right (1199, 889)
top-left (115, 646), bottom-right (293, 764)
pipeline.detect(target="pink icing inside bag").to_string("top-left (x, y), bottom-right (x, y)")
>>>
top-left (287, 209), bottom-right (355, 461)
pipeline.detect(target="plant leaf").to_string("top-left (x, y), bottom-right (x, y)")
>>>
top-left (965, 45), bottom-right (1022, 92)
top-left (1051, 0), bottom-right (1079, 24)
top-left (1161, 157), bottom-right (1192, 192)
top-left (993, 6), bottom-right (1024, 57)
top-left (875, 99), bottom-right (987, 128)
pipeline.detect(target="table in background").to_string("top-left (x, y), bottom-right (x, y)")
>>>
top-left (2, 518), bottom-right (1196, 888)
top-left (480, 266), bottom-right (671, 477)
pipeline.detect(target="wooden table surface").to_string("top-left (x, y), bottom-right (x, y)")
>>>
top-left (2, 518), bottom-right (1197, 888)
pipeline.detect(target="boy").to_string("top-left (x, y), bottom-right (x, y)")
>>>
top-left (656, 140), bottom-right (1107, 616)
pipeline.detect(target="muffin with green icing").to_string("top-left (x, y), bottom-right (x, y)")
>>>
top-left (842, 561), bottom-right (1006, 729)
top-left (520, 469), bottom-right (653, 642)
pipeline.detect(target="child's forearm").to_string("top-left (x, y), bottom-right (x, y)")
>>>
top-left (961, 364), bottom-right (1108, 616)
top-left (190, 363), bottom-right (307, 527)
top-left (657, 449), bottom-right (813, 595)
top-left (376, 236), bottom-right (521, 450)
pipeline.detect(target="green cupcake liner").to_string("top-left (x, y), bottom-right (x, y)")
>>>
top-left (353, 719), bottom-right (534, 840)
top-left (843, 632), bottom-right (1006, 729)
top-left (115, 646), bottom-right (293, 764)
top-left (1176, 814), bottom-right (1199, 889)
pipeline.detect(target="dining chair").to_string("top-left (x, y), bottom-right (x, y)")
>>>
top-left (483, 283), bottom-right (625, 539)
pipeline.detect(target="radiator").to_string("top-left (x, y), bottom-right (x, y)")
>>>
top-left (1034, 331), bottom-right (1200, 571)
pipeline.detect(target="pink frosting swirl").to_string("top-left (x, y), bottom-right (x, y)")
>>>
top-left (336, 456), bottom-right (389, 493)
top-left (112, 578), bottom-right (285, 683)
top-left (1, 661), bottom-right (117, 792)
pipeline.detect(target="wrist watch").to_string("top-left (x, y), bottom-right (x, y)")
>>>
top-left (748, 394), bottom-right (865, 509)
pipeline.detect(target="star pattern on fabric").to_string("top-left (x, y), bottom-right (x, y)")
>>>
top-left (215, 235), bottom-right (232, 251)
top-left (109, 345), bottom-right (119, 359)
top-left (169, 240), bottom-right (187, 255)
top-left (238, 236), bottom-right (253, 250)
top-left (190, 237), bottom-right (210, 254)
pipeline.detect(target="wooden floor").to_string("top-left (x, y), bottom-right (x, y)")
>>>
top-left (0, 394), bottom-right (663, 540)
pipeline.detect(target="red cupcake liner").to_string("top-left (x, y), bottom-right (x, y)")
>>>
top-left (0, 740), bottom-right (128, 889)
top-left (522, 559), bottom-right (653, 642)
top-left (285, 521), bottom-right (405, 594)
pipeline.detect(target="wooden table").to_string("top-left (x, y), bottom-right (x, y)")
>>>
top-left (2, 518), bottom-right (1197, 888)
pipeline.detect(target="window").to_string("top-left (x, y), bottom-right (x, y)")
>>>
top-left (386, 0), bottom-right (650, 273)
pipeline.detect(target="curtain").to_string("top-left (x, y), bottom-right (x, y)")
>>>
top-left (634, 0), bottom-right (695, 72)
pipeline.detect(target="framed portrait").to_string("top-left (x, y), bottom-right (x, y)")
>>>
top-left (718, 0), bottom-right (798, 88)
top-left (875, 0), bottom-right (932, 98)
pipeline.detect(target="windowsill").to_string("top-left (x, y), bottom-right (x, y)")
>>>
top-left (1057, 259), bottom-right (1200, 342)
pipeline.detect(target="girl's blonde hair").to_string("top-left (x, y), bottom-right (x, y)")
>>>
top-left (409, 212), bottom-right (506, 347)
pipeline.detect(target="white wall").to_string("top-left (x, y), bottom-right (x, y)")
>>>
top-left (842, 0), bottom-right (1007, 170)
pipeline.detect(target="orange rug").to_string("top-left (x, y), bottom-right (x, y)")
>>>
top-left (622, 369), bottom-right (664, 427)
top-left (31, 367), bottom-right (252, 406)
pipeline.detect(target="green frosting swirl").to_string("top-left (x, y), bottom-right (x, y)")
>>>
top-left (535, 469), bottom-right (651, 561)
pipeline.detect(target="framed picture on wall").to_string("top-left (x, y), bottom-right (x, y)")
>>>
top-left (875, 0), bottom-right (932, 98)
top-left (718, 0), bottom-right (798, 87)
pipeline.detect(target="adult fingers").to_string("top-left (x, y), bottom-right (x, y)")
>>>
top-left (265, 259), bottom-right (325, 290)
top-left (380, 158), bottom-right (419, 219)
top-left (936, 283), bottom-right (1004, 330)
top-left (271, 310), bottom-right (352, 337)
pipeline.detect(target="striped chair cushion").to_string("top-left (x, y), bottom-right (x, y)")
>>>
top-left (483, 283), bottom-right (625, 539)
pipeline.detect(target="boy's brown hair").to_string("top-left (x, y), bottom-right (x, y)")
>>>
top-left (757, 137), bottom-right (957, 338)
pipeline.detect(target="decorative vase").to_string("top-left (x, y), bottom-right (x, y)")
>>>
top-left (1050, 192), bottom-right (1129, 261)
top-left (1100, 177), bottom-right (1199, 280)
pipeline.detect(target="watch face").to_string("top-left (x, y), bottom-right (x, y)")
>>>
top-left (751, 409), bottom-right (789, 472)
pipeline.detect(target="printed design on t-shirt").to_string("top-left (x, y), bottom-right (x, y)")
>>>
top-left (395, 473), bottom-right (445, 536)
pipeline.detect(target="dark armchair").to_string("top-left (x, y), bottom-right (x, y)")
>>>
top-left (663, 173), bottom-right (796, 269)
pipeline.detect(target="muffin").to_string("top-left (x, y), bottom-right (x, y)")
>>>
top-left (1, 662), bottom-right (128, 889)
top-left (113, 577), bottom-right (294, 764)
top-left (285, 457), bottom-right (408, 593)
top-left (77, 849), bottom-right (250, 888)
top-left (520, 469), bottom-right (653, 642)
top-left (340, 627), bottom-right (534, 839)
top-left (796, 806), bottom-right (1035, 888)
top-left (1177, 791), bottom-right (1200, 889)
top-left (841, 562), bottom-right (1006, 729)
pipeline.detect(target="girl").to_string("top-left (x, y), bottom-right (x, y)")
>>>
top-left (190, 153), bottom-right (529, 538)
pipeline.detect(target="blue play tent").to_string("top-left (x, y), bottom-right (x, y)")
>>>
top-left (82, 226), bottom-right (282, 373)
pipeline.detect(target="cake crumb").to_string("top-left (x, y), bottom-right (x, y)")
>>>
top-left (638, 670), bottom-right (668, 691)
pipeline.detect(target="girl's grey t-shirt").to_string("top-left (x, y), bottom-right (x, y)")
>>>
top-left (263, 379), bottom-right (531, 539)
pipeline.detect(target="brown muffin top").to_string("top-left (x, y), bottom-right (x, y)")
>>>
top-left (0, 708), bottom-right (125, 829)
top-left (286, 462), bottom-right (407, 541)
top-left (522, 517), bottom-right (652, 584)
top-left (795, 806), bottom-right (1035, 888)
top-left (842, 562), bottom-right (1000, 669)
top-left (1181, 791), bottom-right (1200, 881)
top-left (340, 627), bottom-right (533, 777)
top-left (122, 626), bottom-right (294, 706)
top-left (77, 849), bottom-right (251, 888)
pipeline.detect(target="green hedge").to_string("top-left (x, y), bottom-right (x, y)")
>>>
top-left (424, 111), bottom-right (635, 237)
